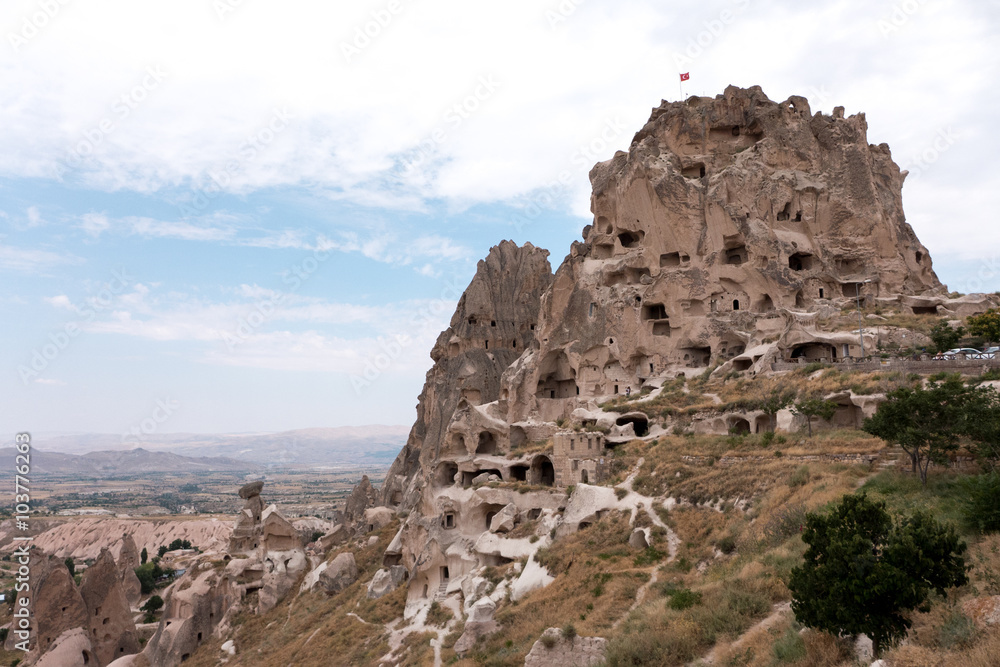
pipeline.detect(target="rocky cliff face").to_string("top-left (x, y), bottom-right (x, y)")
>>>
top-left (363, 86), bottom-right (985, 628)
top-left (379, 240), bottom-right (554, 511)
top-left (503, 85), bottom-right (946, 425)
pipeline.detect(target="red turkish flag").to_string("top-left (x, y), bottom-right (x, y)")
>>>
top-left (680, 72), bottom-right (690, 81)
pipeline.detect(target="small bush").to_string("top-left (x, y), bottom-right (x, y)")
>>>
top-left (667, 588), bottom-right (702, 610)
top-left (938, 610), bottom-right (977, 649)
top-left (715, 535), bottom-right (737, 555)
top-left (961, 472), bottom-right (1000, 533)
top-left (540, 634), bottom-right (558, 649)
top-left (561, 623), bottom-right (577, 640)
top-left (761, 430), bottom-right (775, 447)
top-left (788, 465), bottom-right (810, 488)
top-left (772, 626), bottom-right (807, 662)
top-left (615, 487), bottom-right (628, 500)
top-left (633, 546), bottom-right (665, 567)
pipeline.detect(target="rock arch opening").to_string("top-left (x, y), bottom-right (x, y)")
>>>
top-left (530, 455), bottom-right (555, 487)
top-left (616, 413), bottom-right (649, 437)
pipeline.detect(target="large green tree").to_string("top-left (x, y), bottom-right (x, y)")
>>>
top-left (789, 494), bottom-right (968, 657)
top-left (929, 320), bottom-right (964, 354)
top-left (966, 308), bottom-right (1000, 346)
top-left (862, 375), bottom-right (972, 485)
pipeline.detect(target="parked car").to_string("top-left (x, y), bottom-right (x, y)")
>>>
top-left (978, 346), bottom-right (1000, 359)
top-left (933, 347), bottom-right (982, 360)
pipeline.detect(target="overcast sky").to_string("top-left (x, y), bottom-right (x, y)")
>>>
top-left (2, 0), bottom-right (998, 436)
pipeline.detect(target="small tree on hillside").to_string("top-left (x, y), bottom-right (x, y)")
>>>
top-left (929, 320), bottom-right (964, 353)
top-left (759, 388), bottom-right (796, 432)
top-left (789, 494), bottom-right (968, 657)
top-left (967, 308), bottom-right (1000, 347)
top-left (862, 375), bottom-right (971, 485)
top-left (792, 397), bottom-right (838, 437)
top-left (64, 557), bottom-right (75, 577)
top-left (140, 547), bottom-right (148, 565)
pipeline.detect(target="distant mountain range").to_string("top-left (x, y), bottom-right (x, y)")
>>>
top-left (12, 425), bottom-right (409, 468)
top-left (0, 446), bottom-right (252, 476)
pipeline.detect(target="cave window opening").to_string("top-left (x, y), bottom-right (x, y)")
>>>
top-left (789, 253), bottom-right (813, 271)
top-left (725, 245), bottom-right (747, 265)
top-left (732, 125), bottom-right (740, 136)
top-left (819, 288), bottom-right (824, 299)
top-left (589, 302), bottom-right (595, 317)
top-left (491, 320), bottom-right (496, 327)
top-left (916, 251), bottom-right (924, 262)
top-left (794, 211), bottom-right (802, 222)
top-left (733, 299), bottom-right (740, 311)
top-left (614, 384), bottom-right (619, 394)
top-left (618, 231), bottom-right (643, 248)
top-left (777, 202), bottom-right (792, 222)
top-left (660, 252), bottom-right (681, 267)
top-left (642, 303), bottom-right (668, 320)
top-left (485, 340), bottom-right (488, 350)
top-left (442, 513), bottom-right (455, 529)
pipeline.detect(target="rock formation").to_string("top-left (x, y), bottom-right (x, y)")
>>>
top-left (523, 628), bottom-right (607, 666)
top-left (503, 84), bottom-right (947, 425)
top-left (12, 554), bottom-right (90, 660)
top-left (78, 548), bottom-right (140, 665)
top-left (359, 86), bottom-right (999, 645)
top-left (374, 240), bottom-right (556, 603)
top-left (228, 480), bottom-right (266, 553)
top-left (117, 534), bottom-right (143, 607)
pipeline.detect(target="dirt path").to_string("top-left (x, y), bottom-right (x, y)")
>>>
top-left (694, 601), bottom-right (792, 665)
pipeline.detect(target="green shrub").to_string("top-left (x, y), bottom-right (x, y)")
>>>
top-left (938, 610), bottom-right (977, 649)
top-left (961, 472), bottom-right (1000, 533)
top-left (715, 535), bottom-right (737, 555)
top-left (561, 623), bottom-right (577, 639)
top-left (772, 626), bottom-right (807, 662)
top-left (667, 588), bottom-right (702, 610)
top-left (788, 465), bottom-right (810, 488)
top-left (540, 634), bottom-right (558, 649)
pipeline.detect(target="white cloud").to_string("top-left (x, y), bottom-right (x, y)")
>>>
top-left (34, 378), bottom-right (67, 386)
top-left (0, 242), bottom-right (82, 273)
top-left (127, 217), bottom-right (234, 241)
top-left (79, 212), bottom-right (111, 236)
top-left (26, 206), bottom-right (42, 226)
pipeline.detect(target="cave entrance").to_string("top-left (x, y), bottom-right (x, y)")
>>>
top-left (788, 253), bottom-right (813, 271)
top-left (616, 413), bottom-right (649, 437)
top-left (476, 432), bottom-right (497, 456)
top-left (530, 455), bottom-right (555, 487)
top-left (435, 462), bottom-right (458, 487)
top-left (618, 231), bottom-right (644, 248)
